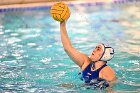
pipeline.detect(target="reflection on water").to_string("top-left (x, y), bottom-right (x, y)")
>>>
top-left (0, 1), bottom-right (140, 93)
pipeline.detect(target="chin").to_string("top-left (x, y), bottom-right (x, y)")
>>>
top-left (91, 57), bottom-right (99, 62)
top-left (90, 58), bottom-right (96, 62)
top-left (90, 56), bottom-right (95, 61)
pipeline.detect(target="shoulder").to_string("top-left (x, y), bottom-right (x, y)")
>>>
top-left (100, 65), bottom-right (116, 81)
top-left (102, 66), bottom-right (115, 73)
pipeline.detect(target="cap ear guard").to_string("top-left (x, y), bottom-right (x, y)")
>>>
top-left (110, 48), bottom-right (114, 55)
top-left (99, 44), bottom-right (114, 62)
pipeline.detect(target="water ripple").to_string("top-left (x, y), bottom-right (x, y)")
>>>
top-left (0, 2), bottom-right (140, 93)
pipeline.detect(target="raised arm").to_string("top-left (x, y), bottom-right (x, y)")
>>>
top-left (60, 21), bottom-right (89, 68)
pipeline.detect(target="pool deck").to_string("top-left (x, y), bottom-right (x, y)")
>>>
top-left (0, 0), bottom-right (139, 10)
top-left (0, 0), bottom-right (113, 9)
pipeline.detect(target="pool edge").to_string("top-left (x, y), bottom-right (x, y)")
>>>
top-left (0, 0), bottom-right (114, 9)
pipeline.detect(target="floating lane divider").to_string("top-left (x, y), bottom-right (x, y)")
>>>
top-left (0, 6), bottom-right (51, 13)
top-left (0, 2), bottom-right (106, 13)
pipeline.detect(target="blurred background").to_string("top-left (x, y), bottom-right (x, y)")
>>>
top-left (0, 0), bottom-right (140, 93)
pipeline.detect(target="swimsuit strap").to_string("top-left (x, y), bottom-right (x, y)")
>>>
top-left (91, 63), bottom-right (107, 72)
top-left (96, 64), bottom-right (107, 72)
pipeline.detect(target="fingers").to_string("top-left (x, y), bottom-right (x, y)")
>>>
top-left (60, 21), bottom-right (66, 25)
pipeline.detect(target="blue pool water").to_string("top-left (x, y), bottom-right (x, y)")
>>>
top-left (0, 1), bottom-right (140, 93)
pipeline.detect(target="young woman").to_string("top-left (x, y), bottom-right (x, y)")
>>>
top-left (60, 21), bottom-right (116, 88)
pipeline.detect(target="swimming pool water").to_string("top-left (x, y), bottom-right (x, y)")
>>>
top-left (0, 2), bottom-right (140, 93)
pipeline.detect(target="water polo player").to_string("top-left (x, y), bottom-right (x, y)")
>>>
top-left (60, 21), bottom-right (117, 89)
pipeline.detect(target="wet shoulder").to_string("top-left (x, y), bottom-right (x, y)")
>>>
top-left (99, 65), bottom-right (116, 81)
top-left (100, 65), bottom-right (115, 74)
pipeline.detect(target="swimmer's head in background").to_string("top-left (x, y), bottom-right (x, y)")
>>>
top-left (98, 43), bottom-right (114, 62)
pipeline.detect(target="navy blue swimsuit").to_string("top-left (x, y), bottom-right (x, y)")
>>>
top-left (82, 63), bottom-right (107, 83)
top-left (78, 63), bottom-right (110, 89)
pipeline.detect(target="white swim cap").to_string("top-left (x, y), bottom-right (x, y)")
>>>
top-left (98, 43), bottom-right (114, 62)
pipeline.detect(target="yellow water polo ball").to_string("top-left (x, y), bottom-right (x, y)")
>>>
top-left (50, 2), bottom-right (70, 22)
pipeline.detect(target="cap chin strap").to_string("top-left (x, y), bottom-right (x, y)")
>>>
top-left (95, 60), bottom-right (99, 62)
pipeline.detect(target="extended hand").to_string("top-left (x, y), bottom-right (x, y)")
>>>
top-left (60, 21), bottom-right (66, 26)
